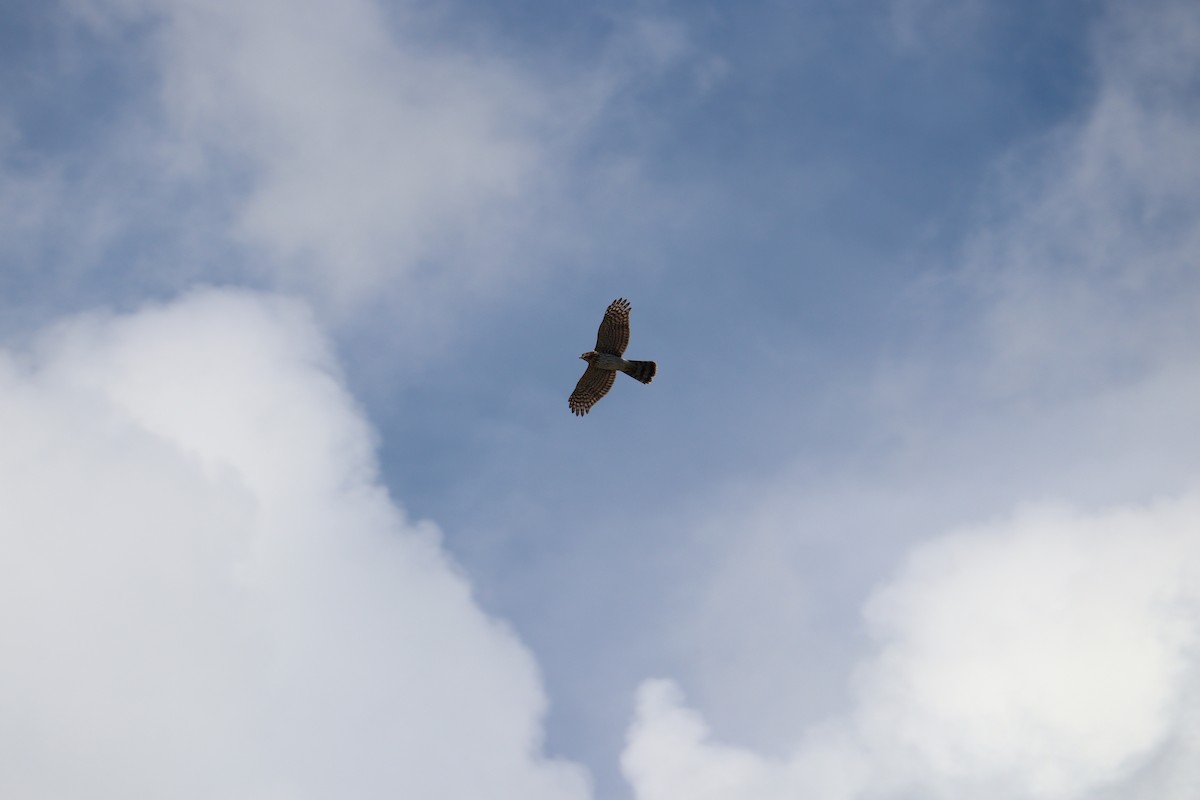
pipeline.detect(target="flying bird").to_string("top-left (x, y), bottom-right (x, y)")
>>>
top-left (569, 298), bottom-right (657, 416)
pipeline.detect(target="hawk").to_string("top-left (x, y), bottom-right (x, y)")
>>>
top-left (569, 297), bottom-right (657, 416)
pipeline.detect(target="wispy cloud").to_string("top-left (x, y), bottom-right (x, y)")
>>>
top-left (5, 1), bottom-right (695, 330)
top-left (963, 3), bottom-right (1200, 400)
top-left (888, 0), bottom-right (989, 51)
top-left (66, 0), bottom-right (570, 308)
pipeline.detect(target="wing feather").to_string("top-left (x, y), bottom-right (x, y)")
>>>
top-left (569, 365), bottom-right (616, 416)
top-left (594, 298), bottom-right (632, 356)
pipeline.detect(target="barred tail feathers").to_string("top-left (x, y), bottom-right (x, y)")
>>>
top-left (624, 360), bottom-right (656, 384)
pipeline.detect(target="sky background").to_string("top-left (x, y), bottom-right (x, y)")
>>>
top-left (3, 1), bottom-right (1200, 798)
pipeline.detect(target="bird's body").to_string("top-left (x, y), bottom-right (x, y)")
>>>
top-left (569, 298), bottom-right (657, 416)
top-left (579, 350), bottom-right (656, 383)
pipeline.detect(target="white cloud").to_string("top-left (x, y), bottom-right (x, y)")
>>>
top-left (76, 0), bottom-right (568, 309)
top-left (0, 288), bottom-right (588, 799)
top-left (48, 0), bottom-right (687, 320)
top-left (858, 500), bottom-right (1200, 798)
top-left (622, 680), bottom-right (797, 800)
top-left (0, 0), bottom-right (696, 354)
top-left (625, 495), bottom-right (1200, 800)
top-left (960, 2), bottom-right (1200, 400)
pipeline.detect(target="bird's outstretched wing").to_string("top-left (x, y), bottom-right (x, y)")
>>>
top-left (594, 298), bottom-right (631, 356)
top-left (569, 365), bottom-right (617, 416)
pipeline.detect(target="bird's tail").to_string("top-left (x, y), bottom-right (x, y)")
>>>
top-left (624, 360), bottom-right (657, 384)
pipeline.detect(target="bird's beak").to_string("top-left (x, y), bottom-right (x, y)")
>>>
top-left (579, 354), bottom-right (587, 361)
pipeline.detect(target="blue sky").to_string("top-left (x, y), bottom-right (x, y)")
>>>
top-left (3, 1), bottom-right (1200, 798)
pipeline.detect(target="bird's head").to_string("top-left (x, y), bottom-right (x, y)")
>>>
top-left (579, 351), bottom-right (596, 362)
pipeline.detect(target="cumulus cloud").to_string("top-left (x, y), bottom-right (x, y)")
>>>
top-left (0, 289), bottom-right (588, 799)
top-left (858, 499), bottom-right (1200, 798)
top-left (626, 495), bottom-right (1200, 800)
